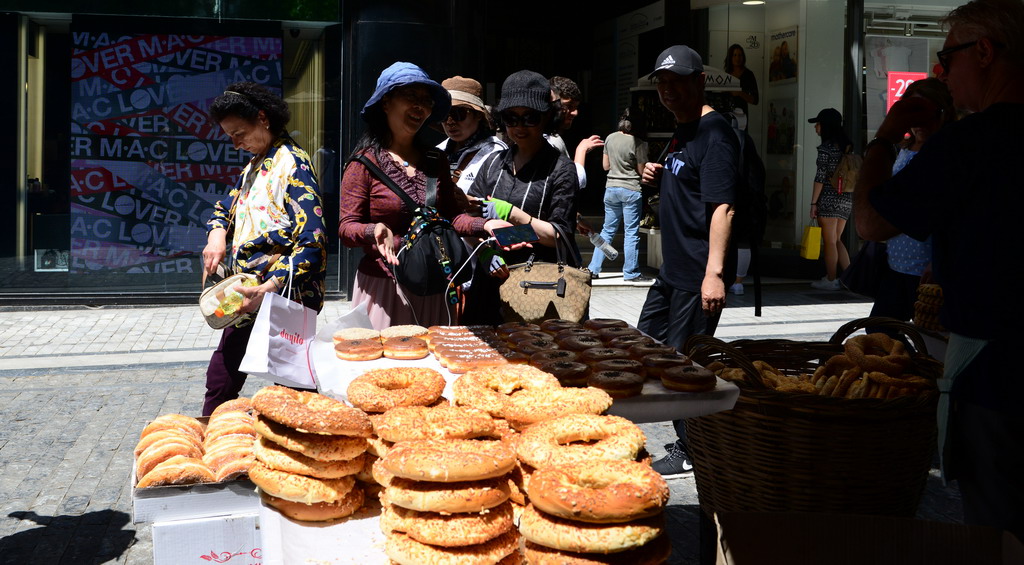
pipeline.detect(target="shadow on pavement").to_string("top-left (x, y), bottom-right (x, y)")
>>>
top-left (724, 282), bottom-right (873, 309)
top-left (666, 504), bottom-right (703, 565)
top-left (1, 509), bottom-right (135, 565)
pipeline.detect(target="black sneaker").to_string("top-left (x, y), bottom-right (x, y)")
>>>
top-left (652, 444), bottom-right (694, 478)
top-left (590, 272), bottom-right (599, 280)
top-left (624, 275), bottom-right (654, 283)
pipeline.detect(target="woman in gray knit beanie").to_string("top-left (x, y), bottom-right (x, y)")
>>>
top-left (460, 70), bottom-right (583, 325)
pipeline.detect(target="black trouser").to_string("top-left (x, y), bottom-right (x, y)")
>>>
top-left (637, 275), bottom-right (722, 452)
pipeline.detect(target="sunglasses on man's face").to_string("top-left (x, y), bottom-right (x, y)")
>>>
top-left (936, 39), bottom-right (1005, 73)
top-left (501, 111), bottom-right (543, 128)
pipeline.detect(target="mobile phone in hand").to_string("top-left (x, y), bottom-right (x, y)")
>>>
top-left (492, 223), bottom-right (539, 247)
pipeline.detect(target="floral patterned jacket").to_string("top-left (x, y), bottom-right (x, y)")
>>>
top-left (207, 136), bottom-right (327, 312)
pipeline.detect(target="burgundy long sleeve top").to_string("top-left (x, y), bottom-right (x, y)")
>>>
top-left (339, 146), bottom-right (487, 278)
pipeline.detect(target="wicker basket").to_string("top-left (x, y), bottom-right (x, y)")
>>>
top-left (683, 317), bottom-right (941, 518)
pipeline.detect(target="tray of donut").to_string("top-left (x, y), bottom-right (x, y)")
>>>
top-left (246, 352), bottom-right (678, 564)
top-left (311, 318), bottom-right (740, 425)
top-left (131, 398), bottom-right (260, 523)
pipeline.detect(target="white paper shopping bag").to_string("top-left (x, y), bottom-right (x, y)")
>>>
top-left (239, 261), bottom-right (317, 389)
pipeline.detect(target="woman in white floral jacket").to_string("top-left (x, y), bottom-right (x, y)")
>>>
top-left (201, 81), bottom-right (327, 416)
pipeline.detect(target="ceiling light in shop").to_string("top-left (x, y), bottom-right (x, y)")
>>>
top-left (742, 1), bottom-right (765, 4)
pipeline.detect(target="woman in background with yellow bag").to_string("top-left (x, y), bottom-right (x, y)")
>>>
top-left (807, 108), bottom-right (853, 290)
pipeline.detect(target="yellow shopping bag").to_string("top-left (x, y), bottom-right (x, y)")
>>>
top-left (800, 224), bottom-right (822, 260)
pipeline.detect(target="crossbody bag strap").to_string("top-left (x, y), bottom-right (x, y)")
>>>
top-left (354, 154), bottom-right (420, 213)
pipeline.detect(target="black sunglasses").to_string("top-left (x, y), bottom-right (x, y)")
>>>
top-left (501, 111), bottom-right (543, 128)
top-left (936, 40), bottom-right (977, 73)
top-left (936, 39), bottom-right (1004, 73)
top-left (447, 106), bottom-right (473, 122)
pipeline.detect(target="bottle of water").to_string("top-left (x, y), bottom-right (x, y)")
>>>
top-left (589, 233), bottom-right (619, 261)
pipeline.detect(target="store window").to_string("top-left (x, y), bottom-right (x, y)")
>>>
top-left (2, 13), bottom-right (338, 298)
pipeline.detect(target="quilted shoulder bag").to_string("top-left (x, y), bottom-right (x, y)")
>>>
top-left (499, 224), bottom-right (592, 323)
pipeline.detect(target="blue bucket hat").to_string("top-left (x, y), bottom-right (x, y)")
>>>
top-left (360, 62), bottom-right (451, 124)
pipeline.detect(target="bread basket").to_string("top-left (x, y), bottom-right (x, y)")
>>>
top-left (683, 317), bottom-right (941, 518)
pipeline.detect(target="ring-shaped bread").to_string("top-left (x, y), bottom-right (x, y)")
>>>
top-left (253, 414), bottom-right (368, 461)
top-left (516, 414), bottom-right (645, 469)
top-left (519, 503), bottom-right (665, 554)
top-left (252, 386), bottom-right (372, 437)
top-left (386, 475), bottom-right (511, 513)
top-left (253, 436), bottom-right (363, 479)
top-left (136, 455), bottom-right (215, 488)
top-left (527, 460), bottom-right (669, 523)
top-left (523, 535), bottom-right (672, 565)
top-left (382, 438), bottom-right (517, 482)
top-left (347, 367), bottom-right (446, 413)
top-left (843, 334), bottom-right (912, 376)
top-left (384, 530), bottom-right (520, 565)
top-left (504, 387), bottom-right (614, 430)
top-left (373, 404), bottom-right (497, 443)
top-left (209, 397), bottom-right (253, 417)
top-left (259, 486), bottom-right (364, 522)
top-left (380, 499), bottom-right (515, 547)
top-left (452, 365), bottom-right (561, 418)
top-left (248, 460), bottom-right (356, 504)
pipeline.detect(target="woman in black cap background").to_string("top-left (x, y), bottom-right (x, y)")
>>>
top-left (808, 107), bottom-right (853, 290)
top-left (339, 62), bottom-right (511, 329)
top-left (464, 69), bottom-right (581, 325)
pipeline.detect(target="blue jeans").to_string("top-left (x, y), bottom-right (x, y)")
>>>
top-left (587, 186), bottom-right (642, 279)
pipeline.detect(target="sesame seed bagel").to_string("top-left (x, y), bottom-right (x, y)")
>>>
top-left (259, 485), bottom-right (365, 522)
top-left (253, 436), bottom-right (364, 479)
top-left (386, 475), bottom-right (512, 513)
top-left (253, 414), bottom-right (369, 462)
top-left (347, 367), bottom-right (446, 413)
top-left (373, 404), bottom-right (498, 443)
top-left (452, 365), bottom-right (561, 418)
top-left (516, 414), bottom-right (646, 470)
top-left (519, 503), bottom-right (664, 554)
top-left (504, 387), bottom-right (614, 430)
top-left (248, 460), bottom-right (356, 505)
top-left (523, 534), bottom-right (672, 565)
top-left (527, 460), bottom-right (669, 523)
top-left (382, 439), bottom-right (517, 483)
top-left (252, 386), bottom-right (372, 437)
top-left (380, 498), bottom-right (515, 547)
top-left (384, 530), bottom-right (519, 565)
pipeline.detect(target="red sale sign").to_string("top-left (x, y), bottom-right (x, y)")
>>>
top-left (887, 72), bottom-right (928, 112)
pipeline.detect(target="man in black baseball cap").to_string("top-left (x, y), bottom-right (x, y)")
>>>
top-left (638, 45), bottom-right (741, 478)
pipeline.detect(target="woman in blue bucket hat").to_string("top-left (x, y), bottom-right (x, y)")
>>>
top-left (339, 62), bottom-right (513, 329)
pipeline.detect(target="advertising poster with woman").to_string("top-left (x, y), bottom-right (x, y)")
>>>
top-left (768, 27), bottom-right (798, 83)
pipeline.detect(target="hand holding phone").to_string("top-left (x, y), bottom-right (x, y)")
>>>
top-left (492, 223), bottom-right (540, 248)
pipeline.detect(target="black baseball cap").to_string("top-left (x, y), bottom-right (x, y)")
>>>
top-left (808, 108), bottom-right (842, 126)
top-left (648, 45), bottom-right (704, 79)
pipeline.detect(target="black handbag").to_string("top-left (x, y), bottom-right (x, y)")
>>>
top-left (840, 240), bottom-right (887, 298)
top-left (354, 155), bottom-right (471, 299)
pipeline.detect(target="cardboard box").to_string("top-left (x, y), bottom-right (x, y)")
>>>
top-left (714, 512), bottom-right (1024, 565)
top-left (152, 513), bottom-right (260, 565)
top-left (132, 468), bottom-right (260, 524)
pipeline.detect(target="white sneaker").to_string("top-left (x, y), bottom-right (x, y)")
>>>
top-left (810, 276), bottom-right (841, 290)
top-left (729, 282), bottom-right (745, 295)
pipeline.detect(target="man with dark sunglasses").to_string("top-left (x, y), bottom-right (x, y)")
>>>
top-left (636, 45), bottom-right (740, 478)
top-left (854, 0), bottom-right (1024, 543)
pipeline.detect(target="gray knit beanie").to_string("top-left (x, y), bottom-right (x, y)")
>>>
top-left (495, 70), bottom-right (551, 113)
